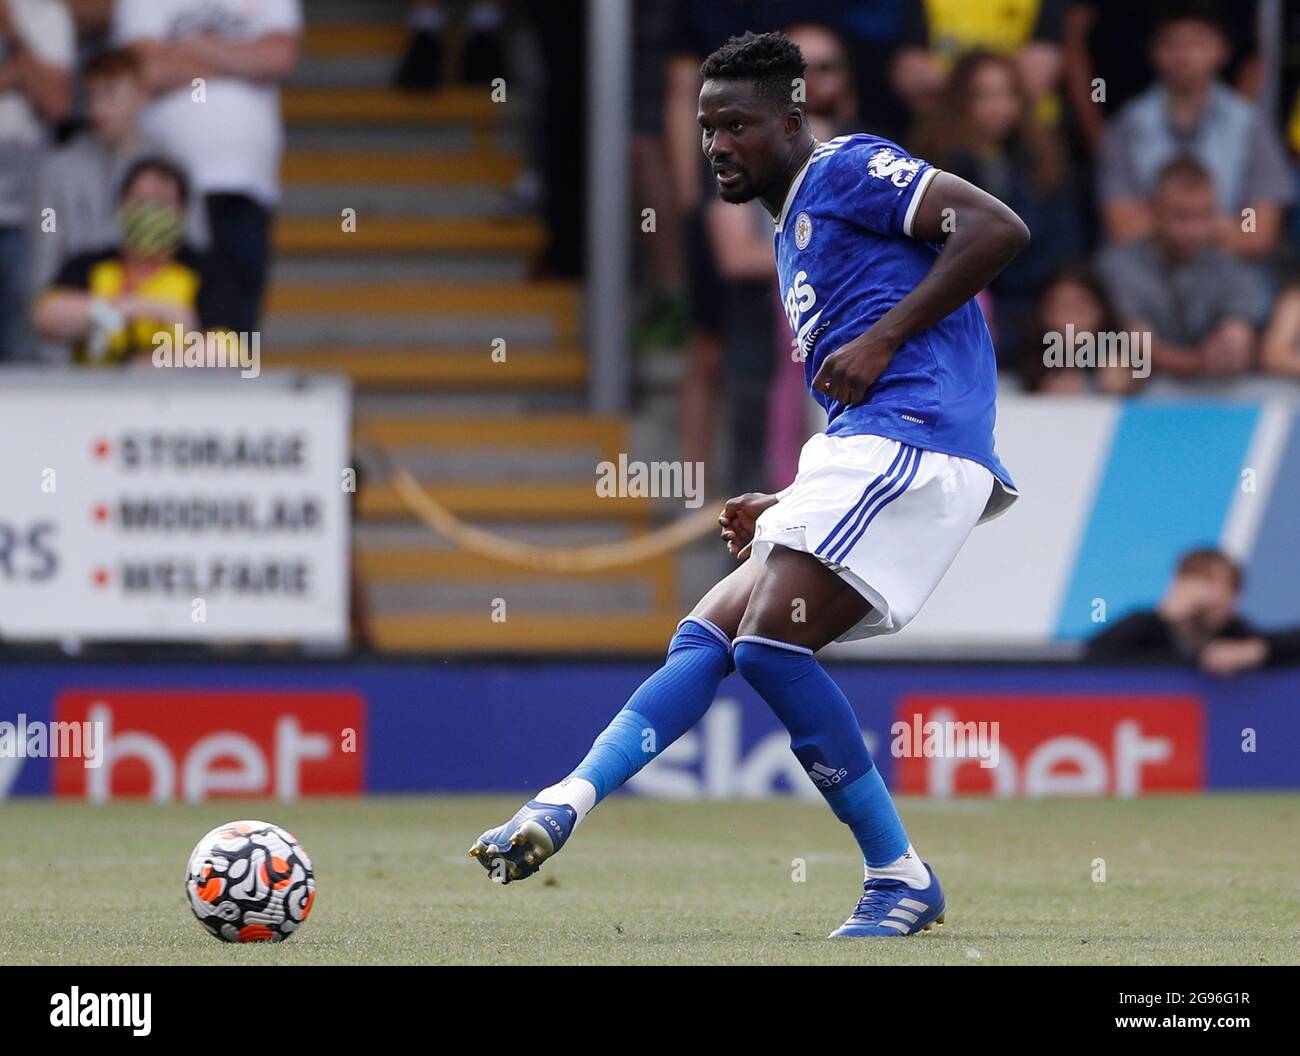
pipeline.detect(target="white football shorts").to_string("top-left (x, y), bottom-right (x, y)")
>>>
top-left (750, 432), bottom-right (1017, 642)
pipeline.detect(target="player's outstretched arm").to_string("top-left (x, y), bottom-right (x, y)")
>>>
top-left (813, 172), bottom-right (1030, 405)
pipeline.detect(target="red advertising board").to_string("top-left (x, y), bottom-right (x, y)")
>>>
top-left (53, 690), bottom-right (364, 800)
top-left (891, 694), bottom-right (1204, 796)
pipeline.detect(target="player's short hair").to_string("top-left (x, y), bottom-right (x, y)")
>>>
top-left (118, 155), bottom-right (191, 207)
top-left (83, 48), bottom-right (143, 83)
top-left (1154, 156), bottom-right (1214, 194)
top-left (700, 30), bottom-right (806, 113)
top-left (1176, 547), bottom-right (1243, 591)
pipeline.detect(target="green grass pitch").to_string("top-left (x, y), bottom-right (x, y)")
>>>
top-left (1, 794), bottom-right (1296, 965)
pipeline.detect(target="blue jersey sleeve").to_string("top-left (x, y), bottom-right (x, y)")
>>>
top-left (826, 138), bottom-right (938, 239)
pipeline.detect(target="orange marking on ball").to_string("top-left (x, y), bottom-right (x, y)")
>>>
top-left (196, 873), bottom-right (225, 902)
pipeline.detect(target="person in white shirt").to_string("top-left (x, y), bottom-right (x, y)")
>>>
top-left (112, 0), bottom-right (302, 333)
top-left (0, 0), bottom-right (73, 360)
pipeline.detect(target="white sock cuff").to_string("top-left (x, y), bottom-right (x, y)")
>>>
top-left (865, 843), bottom-right (930, 890)
top-left (732, 634), bottom-right (814, 656)
top-left (537, 776), bottom-right (597, 822)
top-left (678, 615), bottom-right (733, 654)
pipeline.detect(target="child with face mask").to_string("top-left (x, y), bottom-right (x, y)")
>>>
top-left (33, 156), bottom-right (235, 365)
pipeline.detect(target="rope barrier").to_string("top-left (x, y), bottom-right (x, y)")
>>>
top-left (385, 464), bottom-right (723, 573)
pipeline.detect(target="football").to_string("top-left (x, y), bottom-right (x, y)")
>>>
top-left (185, 821), bottom-right (316, 943)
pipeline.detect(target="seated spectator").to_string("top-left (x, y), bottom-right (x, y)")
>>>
top-left (1260, 277), bottom-right (1300, 378)
top-left (31, 48), bottom-right (153, 293)
top-left (0, 0), bottom-right (74, 361)
top-left (33, 156), bottom-right (234, 365)
top-left (1095, 158), bottom-right (1271, 384)
top-left (1098, 1), bottom-right (1292, 258)
top-left (1086, 547), bottom-right (1300, 674)
top-left (891, 0), bottom-right (1065, 120)
top-left (112, 0), bottom-right (302, 334)
top-left (1018, 264), bottom-right (1133, 393)
top-left (910, 50), bottom-right (1081, 361)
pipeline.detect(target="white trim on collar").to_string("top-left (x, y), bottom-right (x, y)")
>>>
top-left (773, 142), bottom-right (819, 233)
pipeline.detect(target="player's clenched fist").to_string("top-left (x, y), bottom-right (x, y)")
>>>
top-left (718, 492), bottom-right (779, 559)
top-left (811, 332), bottom-right (897, 406)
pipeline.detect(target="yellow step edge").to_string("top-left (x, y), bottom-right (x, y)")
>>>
top-left (358, 415), bottom-right (627, 459)
top-left (281, 151), bottom-right (522, 186)
top-left (266, 348), bottom-right (586, 387)
top-left (283, 87), bottom-right (501, 124)
top-left (273, 216), bottom-right (546, 255)
top-left (370, 612), bottom-right (680, 653)
top-left (358, 549), bottom-right (676, 609)
top-left (265, 283), bottom-right (579, 339)
top-left (266, 284), bottom-right (578, 341)
top-left (357, 482), bottom-right (651, 522)
top-left (303, 23), bottom-right (406, 57)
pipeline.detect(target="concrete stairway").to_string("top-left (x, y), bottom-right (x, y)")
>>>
top-left (265, 0), bottom-right (682, 652)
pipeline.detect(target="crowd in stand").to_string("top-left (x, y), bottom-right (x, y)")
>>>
top-left (631, 0), bottom-right (1300, 493)
top-left (0, 0), bottom-right (303, 365)
top-left (2, 0), bottom-right (545, 370)
top-left (8, 3), bottom-right (1300, 447)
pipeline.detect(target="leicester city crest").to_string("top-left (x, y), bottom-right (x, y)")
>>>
top-left (794, 210), bottom-right (813, 250)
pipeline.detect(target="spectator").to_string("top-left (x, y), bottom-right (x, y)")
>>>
top-left (1095, 158), bottom-right (1270, 385)
top-left (33, 156), bottom-right (234, 365)
top-left (891, 0), bottom-right (1065, 120)
top-left (696, 24), bottom-right (857, 494)
top-left (1018, 264), bottom-right (1132, 393)
top-left (1259, 276), bottom-right (1300, 379)
top-left (662, 1), bottom-right (836, 217)
top-left (394, 1), bottom-right (509, 90)
top-left (112, 0), bottom-right (302, 334)
top-left (704, 200), bottom-right (779, 495)
top-left (785, 21), bottom-right (859, 140)
top-left (1097, 2), bottom-right (1292, 259)
top-left (1086, 547), bottom-right (1300, 674)
top-left (911, 50), bottom-right (1081, 360)
top-left (631, 0), bottom-right (687, 348)
top-left (31, 48), bottom-right (153, 295)
top-left (673, 17), bottom-right (857, 492)
top-left (660, 4), bottom-right (826, 488)
top-left (1064, 0), bottom-right (1261, 157)
top-left (761, 22), bottom-right (862, 487)
top-left (0, 0), bottom-right (74, 361)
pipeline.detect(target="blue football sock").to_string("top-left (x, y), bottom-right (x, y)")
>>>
top-left (732, 635), bottom-right (909, 867)
top-left (567, 617), bottom-right (732, 803)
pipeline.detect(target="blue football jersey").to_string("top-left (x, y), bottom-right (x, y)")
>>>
top-left (773, 133), bottom-right (1014, 488)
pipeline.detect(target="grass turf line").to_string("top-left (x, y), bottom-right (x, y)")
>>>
top-left (0, 794), bottom-right (1296, 965)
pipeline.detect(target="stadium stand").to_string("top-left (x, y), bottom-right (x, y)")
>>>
top-left (265, 1), bottom-right (679, 651)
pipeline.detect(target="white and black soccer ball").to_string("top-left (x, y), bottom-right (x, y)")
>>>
top-left (186, 820), bottom-right (316, 943)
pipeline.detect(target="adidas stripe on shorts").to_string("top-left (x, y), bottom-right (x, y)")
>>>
top-left (751, 432), bottom-right (1017, 642)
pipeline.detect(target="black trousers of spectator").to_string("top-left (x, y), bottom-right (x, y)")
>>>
top-left (0, 225), bottom-right (33, 361)
top-left (723, 280), bottom-right (778, 495)
top-left (205, 193), bottom-right (272, 333)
